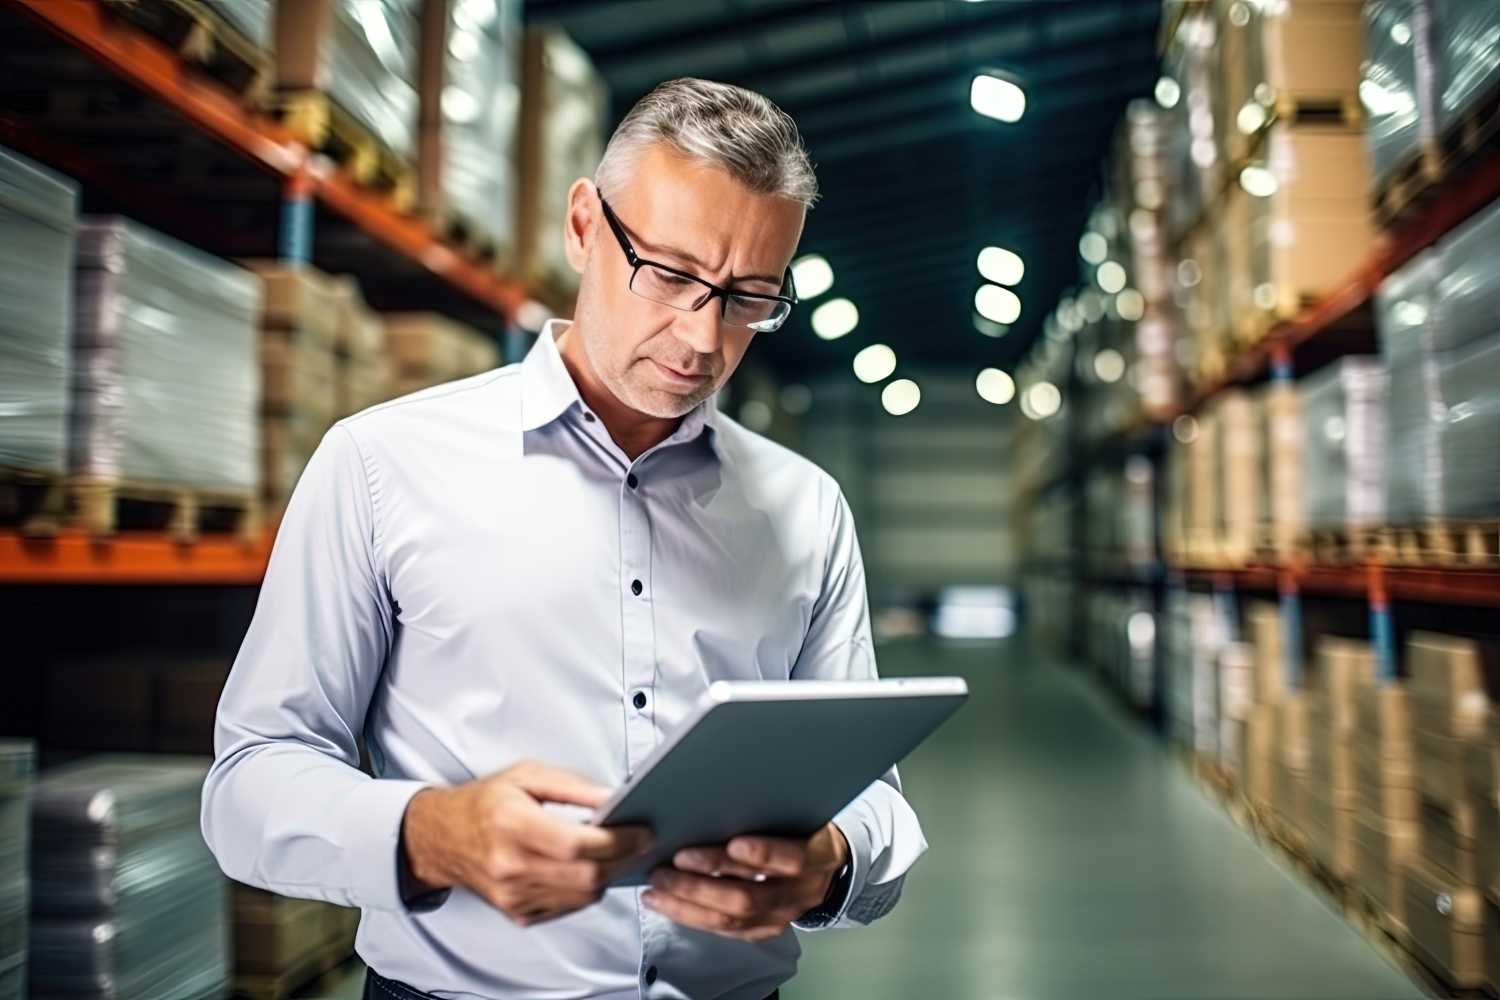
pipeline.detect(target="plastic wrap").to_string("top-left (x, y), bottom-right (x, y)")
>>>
top-left (0, 146), bottom-right (78, 473)
top-left (1434, 0), bottom-right (1500, 132)
top-left (1362, 0), bottom-right (1441, 186)
top-left (28, 756), bottom-right (229, 1000)
top-left (1301, 358), bottom-right (1388, 529)
top-left (71, 217), bottom-right (260, 492)
top-left (0, 741), bottom-right (33, 999)
top-left (209, 0), bottom-right (272, 49)
top-left (1430, 335), bottom-right (1500, 519)
top-left (1377, 250), bottom-right (1444, 522)
top-left (1433, 195), bottom-right (1500, 354)
top-left (330, 0), bottom-right (420, 161)
top-left (439, 0), bottom-right (521, 253)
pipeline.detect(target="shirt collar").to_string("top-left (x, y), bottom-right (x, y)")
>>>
top-left (520, 319), bottom-right (721, 454)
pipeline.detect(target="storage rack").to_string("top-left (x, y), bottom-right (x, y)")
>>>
top-left (0, 0), bottom-right (537, 585)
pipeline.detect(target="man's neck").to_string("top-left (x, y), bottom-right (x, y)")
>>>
top-left (555, 324), bottom-right (682, 461)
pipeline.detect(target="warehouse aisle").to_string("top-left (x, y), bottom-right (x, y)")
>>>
top-left (787, 637), bottom-right (1428, 1000)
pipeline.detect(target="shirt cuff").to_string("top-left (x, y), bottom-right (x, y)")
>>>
top-left (340, 779), bottom-right (440, 912)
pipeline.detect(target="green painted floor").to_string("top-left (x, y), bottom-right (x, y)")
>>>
top-left (786, 636), bottom-right (1429, 1000)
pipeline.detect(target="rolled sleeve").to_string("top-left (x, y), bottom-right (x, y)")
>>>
top-left (202, 423), bottom-right (437, 914)
top-left (790, 482), bottom-right (929, 931)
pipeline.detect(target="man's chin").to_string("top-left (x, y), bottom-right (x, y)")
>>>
top-left (623, 381), bottom-right (710, 420)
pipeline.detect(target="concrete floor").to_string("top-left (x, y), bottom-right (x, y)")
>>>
top-left (786, 636), bottom-right (1428, 1000)
top-left (313, 635), bottom-right (1429, 1000)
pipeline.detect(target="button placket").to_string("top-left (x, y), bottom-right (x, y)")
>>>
top-left (618, 459), bottom-right (657, 774)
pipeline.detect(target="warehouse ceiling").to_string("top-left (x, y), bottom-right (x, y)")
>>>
top-left (523, 0), bottom-right (1162, 380)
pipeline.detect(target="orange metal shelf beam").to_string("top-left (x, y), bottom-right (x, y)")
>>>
top-left (1173, 562), bottom-right (1500, 608)
top-left (0, 530), bottom-right (273, 586)
top-left (8, 0), bottom-right (527, 319)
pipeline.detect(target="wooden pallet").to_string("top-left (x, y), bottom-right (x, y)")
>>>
top-left (1375, 522), bottom-right (1500, 568)
top-left (1375, 77), bottom-right (1500, 228)
top-left (61, 476), bottom-right (261, 542)
top-left (108, 0), bottom-right (272, 108)
top-left (278, 90), bottom-right (416, 212)
top-left (1298, 524), bottom-right (1382, 565)
top-left (232, 936), bottom-right (356, 1000)
top-left (0, 466), bottom-right (68, 537)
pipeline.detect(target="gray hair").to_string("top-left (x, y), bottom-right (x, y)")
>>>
top-left (595, 78), bottom-right (819, 209)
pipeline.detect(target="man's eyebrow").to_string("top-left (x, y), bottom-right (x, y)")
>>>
top-left (629, 224), bottom-right (784, 288)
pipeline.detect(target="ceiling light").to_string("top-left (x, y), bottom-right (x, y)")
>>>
top-left (1096, 261), bottom-right (1127, 294)
top-left (970, 73), bottom-right (1025, 123)
top-left (974, 284), bottom-right (1021, 325)
top-left (1239, 165), bottom-right (1279, 197)
top-left (977, 246), bottom-right (1024, 286)
top-left (973, 314), bottom-right (1009, 338)
top-left (976, 368), bottom-right (1015, 405)
top-left (1094, 348), bottom-right (1127, 383)
top-left (1027, 381), bottom-right (1062, 418)
top-left (853, 344), bottom-right (897, 384)
top-left (811, 298), bottom-right (858, 340)
top-left (1116, 288), bottom-right (1146, 321)
top-left (1155, 76), bottom-right (1182, 109)
top-left (882, 379), bottom-right (921, 416)
top-left (1079, 231), bottom-right (1108, 264)
top-left (791, 254), bottom-right (834, 299)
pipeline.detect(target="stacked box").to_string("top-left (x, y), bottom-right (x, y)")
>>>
top-left (416, 0), bottom-right (522, 262)
top-left (0, 146), bottom-right (77, 474)
top-left (1218, 0), bottom-right (1365, 134)
top-left (1185, 408), bottom-right (1218, 560)
top-left (1273, 692), bottom-right (1312, 847)
top-left (517, 28), bottom-right (607, 298)
top-left (274, 0), bottom-right (420, 163)
top-left (0, 742), bottom-right (35, 1000)
top-left (1260, 381), bottom-right (1305, 555)
top-left (28, 756), bottom-right (230, 1000)
top-left (1190, 594), bottom-right (1226, 760)
top-left (1403, 632), bottom-right (1498, 988)
top-left (1212, 390), bottom-right (1259, 562)
top-left (333, 278), bottom-right (389, 418)
top-left (239, 261), bottom-right (342, 511)
top-left (72, 218), bottom-right (260, 493)
top-left (232, 886), bottom-right (357, 983)
top-left (1218, 641), bottom-right (1255, 780)
top-left (1303, 639), bottom-right (1373, 880)
top-left (1244, 601), bottom-right (1286, 810)
top-left (1352, 679), bottom-right (1419, 933)
top-left (384, 312), bottom-right (499, 397)
top-left (1300, 357), bottom-right (1388, 530)
top-left (1182, 228), bottom-right (1232, 383)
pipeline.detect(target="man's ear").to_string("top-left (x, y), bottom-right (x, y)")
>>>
top-left (562, 178), bottom-right (597, 276)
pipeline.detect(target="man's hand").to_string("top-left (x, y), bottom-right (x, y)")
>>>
top-left (641, 822), bottom-right (850, 942)
top-left (401, 759), bottom-right (655, 927)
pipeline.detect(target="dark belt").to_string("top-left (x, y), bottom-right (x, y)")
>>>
top-left (366, 967), bottom-right (779, 999)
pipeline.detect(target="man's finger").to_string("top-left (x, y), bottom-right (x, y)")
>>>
top-left (726, 836), bottom-right (806, 876)
top-left (508, 761), bottom-right (613, 809)
top-left (642, 887), bottom-right (788, 941)
top-left (516, 807), bottom-right (654, 862)
top-left (671, 848), bottom-right (771, 882)
top-left (647, 867), bottom-right (793, 919)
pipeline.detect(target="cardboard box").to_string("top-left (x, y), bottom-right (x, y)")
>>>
top-left (233, 886), bottom-right (333, 973)
top-left (239, 261), bottom-right (342, 348)
top-left (1215, 391), bottom-right (1260, 559)
top-left (338, 356), bottom-right (392, 418)
top-left (1261, 1), bottom-right (1366, 101)
top-left (1245, 702), bottom-right (1278, 808)
top-left (383, 312), bottom-right (489, 382)
top-left (333, 278), bottom-right (385, 362)
top-left (1304, 783), bottom-right (1356, 880)
top-left (260, 335), bottom-right (338, 424)
top-left (1418, 796), bottom-right (1484, 885)
top-left (1261, 383), bottom-right (1305, 553)
top-left (1403, 858), bottom-right (1487, 989)
top-left (1248, 601), bottom-right (1286, 705)
top-left (1407, 632), bottom-right (1495, 740)
top-left (1354, 809), bottom-right (1415, 928)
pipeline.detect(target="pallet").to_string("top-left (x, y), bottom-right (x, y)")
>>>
top-left (108, 0), bottom-right (272, 108)
top-left (430, 209), bottom-right (499, 263)
top-left (62, 476), bottom-right (261, 542)
top-left (278, 91), bottom-right (416, 212)
top-left (0, 465), bottom-right (68, 537)
top-left (1376, 522), bottom-right (1500, 568)
top-left (232, 936), bottom-right (356, 1000)
top-left (1375, 76), bottom-right (1500, 228)
top-left (1298, 524), bottom-right (1382, 566)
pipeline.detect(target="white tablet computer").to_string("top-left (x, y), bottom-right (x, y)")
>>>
top-left (591, 676), bottom-right (969, 887)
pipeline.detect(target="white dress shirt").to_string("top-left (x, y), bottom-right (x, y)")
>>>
top-left (202, 320), bottom-right (928, 1000)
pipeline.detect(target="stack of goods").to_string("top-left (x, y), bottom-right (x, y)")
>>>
top-left (231, 886), bottom-right (358, 996)
top-left (1402, 632), bottom-right (1497, 990)
top-left (1190, 594), bottom-right (1226, 764)
top-left (240, 261), bottom-right (342, 513)
top-left (1243, 600), bottom-right (1286, 813)
top-left (1272, 687), bottom-right (1312, 851)
top-left (1360, 0), bottom-right (1439, 188)
top-left (0, 742), bottom-right (35, 1000)
top-left (28, 756), bottom-right (230, 1000)
top-left (1477, 713), bottom-right (1500, 993)
top-left (1209, 390), bottom-right (1258, 564)
top-left (1434, 1), bottom-right (1500, 138)
top-left (1299, 358), bottom-right (1388, 535)
top-left (71, 218), bottom-right (260, 503)
top-left (1259, 380), bottom-right (1305, 557)
top-left (1184, 407), bottom-right (1218, 563)
top-left (1218, 641), bottom-right (1254, 782)
top-left (333, 278), bottom-right (389, 418)
top-left (417, 0), bottom-right (522, 262)
top-left (384, 312), bottom-right (499, 396)
top-left (1378, 200), bottom-right (1500, 525)
top-left (1217, 0), bottom-right (1370, 337)
top-left (1303, 639), bottom-right (1373, 882)
top-left (274, 0), bottom-right (420, 188)
top-left (1352, 665), bottom-right (1418, 936)
top-left (0, 147), bottom-right (77, 477)
top-left (1163, 589), bottom-right (1195, 749)
top-left (518, 28), bottom-right (607, 299)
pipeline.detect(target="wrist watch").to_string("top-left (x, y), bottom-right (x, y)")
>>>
top-left (797, 856), bottom-right (853, 925)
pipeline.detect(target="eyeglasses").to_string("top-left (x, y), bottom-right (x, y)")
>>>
top-left (597, 193), bottom-right (797, 333)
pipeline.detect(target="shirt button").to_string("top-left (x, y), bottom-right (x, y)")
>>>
top-left (583, 411), bottom-right (596, 423)
top-left (645, 966), bottom-right (658, 985)
top-left (627, 473), bottom-right (639, 489)
top-left (631, 579), bottom-right (643, 596)
top-left (633, 691), bottom-right (647, 710)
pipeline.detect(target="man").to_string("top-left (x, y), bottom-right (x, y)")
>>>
top-left (202, 77), bottom-right (927, 1000)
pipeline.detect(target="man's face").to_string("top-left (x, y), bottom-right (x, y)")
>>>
top-left (564, 144), bottom-right (805, 420)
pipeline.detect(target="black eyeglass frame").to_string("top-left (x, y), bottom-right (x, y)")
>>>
top-left (597, 193), bottom-right (798, 332)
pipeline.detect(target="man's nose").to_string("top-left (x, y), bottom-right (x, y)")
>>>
top-left (674, 298), bottom-right (724, 357)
